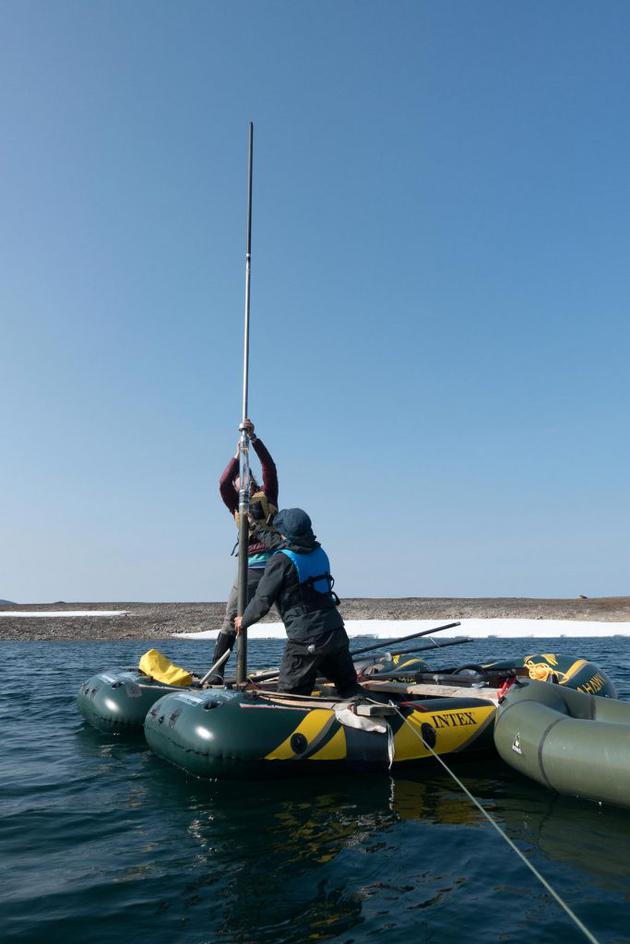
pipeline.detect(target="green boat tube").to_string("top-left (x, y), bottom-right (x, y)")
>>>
top-left (77, 669), bottom-right (181, 733)
top-left (494, 679), bottom-right (630, 809)
top-left (143, 687), bottom-right (498, 779)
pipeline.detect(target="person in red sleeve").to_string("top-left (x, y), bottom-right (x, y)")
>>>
top-left (209, 418), bottom-right (281, 683)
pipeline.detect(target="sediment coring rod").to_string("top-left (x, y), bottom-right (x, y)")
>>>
top-left (236, 122), bottom-right (254, 685)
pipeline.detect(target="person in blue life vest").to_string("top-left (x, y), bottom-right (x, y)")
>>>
top-left (234, 508), bottom-right (361, 697)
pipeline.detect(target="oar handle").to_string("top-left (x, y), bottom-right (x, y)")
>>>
top-left (200, 648), bottom-right (231, 686)
top-left (361, 636), bottom-right (472, 659)
top-left (349, 621), bottom-right (461, 657)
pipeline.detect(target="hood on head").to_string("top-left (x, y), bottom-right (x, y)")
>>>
top-left (274, 508), bottom-right (317, 546)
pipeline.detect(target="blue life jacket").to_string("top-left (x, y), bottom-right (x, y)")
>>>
top-left (280, 547), bottom-right (339, 609)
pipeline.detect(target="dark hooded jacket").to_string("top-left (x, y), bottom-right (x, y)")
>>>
top-left (240, 531), bottom-right (346, 647)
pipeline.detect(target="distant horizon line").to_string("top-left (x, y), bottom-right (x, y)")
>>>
top-left (2, 594), bottom-right (629, 606)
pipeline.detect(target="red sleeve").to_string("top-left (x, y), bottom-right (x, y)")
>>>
top-left (219, 456), bottom-right (239, 514)
top-left (252, 438), bottom-right (279, 506)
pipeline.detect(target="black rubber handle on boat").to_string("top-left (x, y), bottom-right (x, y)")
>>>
top-left (349, 621), bottom-right (461, 657)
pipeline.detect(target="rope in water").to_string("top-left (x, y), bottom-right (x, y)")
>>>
top-left (385, 700), bottom-right (602, 944)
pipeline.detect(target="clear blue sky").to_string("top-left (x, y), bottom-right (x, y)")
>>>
top-left (1, 1), bottom-right (628, 602)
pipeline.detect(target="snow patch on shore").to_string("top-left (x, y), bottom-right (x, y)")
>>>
top-left (0, 610), bottom-right (129, 618)
top-left (174, 618), bottom-right (630, 640)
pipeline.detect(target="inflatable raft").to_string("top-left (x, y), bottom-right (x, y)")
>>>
top-left (77, 651), bottom-right (610, 735)
top-left (78, 649), bottom-right (620, 785)
top-left (143, 686), bottom-right (498, 778)
top-left (77, 670), bottom-right (182, 733)
top-left (77, 647), bottom-right (202, 733)
top-left (494, 678), bottom-right (630, 809)
top-left (141, 654), bottom-right (614, 780)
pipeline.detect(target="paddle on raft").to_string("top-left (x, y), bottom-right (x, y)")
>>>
top-left (357, 635), bottom-right (473, 659)
top-left (349, 621), bottom-right (461, 657)
top-left (199, 649), bottom-right (232, 686)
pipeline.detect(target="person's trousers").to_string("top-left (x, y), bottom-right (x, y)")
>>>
top-left (210, 567), bottom-right (272, 680)
top-left (277, 638), bottom-right (360, 697)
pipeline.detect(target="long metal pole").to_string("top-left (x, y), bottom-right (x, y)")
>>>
top-left (236, 122), bottom-right (254, 685)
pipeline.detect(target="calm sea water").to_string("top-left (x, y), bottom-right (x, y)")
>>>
top-left (2, 636), bottom-right (630, 944)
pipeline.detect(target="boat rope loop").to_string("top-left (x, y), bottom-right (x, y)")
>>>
top-left (385, 700), bottom-right (602, 944)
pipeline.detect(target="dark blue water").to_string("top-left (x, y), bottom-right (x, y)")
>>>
top-left (2, 637), bottom-right (630, 944)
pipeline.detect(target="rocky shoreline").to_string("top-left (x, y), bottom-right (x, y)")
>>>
top-left (1, 596), bottom-right (629, 642)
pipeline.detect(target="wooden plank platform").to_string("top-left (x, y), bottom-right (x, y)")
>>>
top-left (360, 679), bottom-right (500, 705)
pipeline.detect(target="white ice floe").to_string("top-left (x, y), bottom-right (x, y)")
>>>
top-left (0, 610), bottom-right (129, 618)
top-left (174, 618), bottom-right (630, 640)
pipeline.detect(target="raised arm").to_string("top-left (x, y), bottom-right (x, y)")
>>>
top-left (219, 444), bottom-right (239, 514)
top-left (252, 438), bottom-right (278, 505)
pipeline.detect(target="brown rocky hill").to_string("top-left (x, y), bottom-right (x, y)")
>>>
top-left (1, 596), bottom-right (629, 641)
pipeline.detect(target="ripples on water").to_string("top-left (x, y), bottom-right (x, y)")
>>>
top-left (1, 637), bottom-right (630, 944)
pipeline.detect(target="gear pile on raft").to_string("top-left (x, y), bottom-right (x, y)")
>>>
top-left (78, 123), bottom-right (630, 812)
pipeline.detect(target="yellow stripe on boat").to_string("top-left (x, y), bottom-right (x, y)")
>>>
top-left (394, 706), bottom-right (496, 761)
top-left (395, 658), bottom-right (425, 670)
top-left (393, 711), bottom-right (433, 761)
top-left (309, 726), bottom-right (347, 761)
top-left (265, 709), bottom-right (336, 760)
top-left (560, 659), bottom-right (589, 684)
top-left (540, 653), bottom-right (559, 666)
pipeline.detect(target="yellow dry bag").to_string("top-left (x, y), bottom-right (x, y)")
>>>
top-left (138, 648), bottom-right (193, 687)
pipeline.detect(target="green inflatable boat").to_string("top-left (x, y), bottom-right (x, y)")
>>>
top-left (77, 650), bottom-right (619, 784)
top-left (141, 653), bottom-right (615, 780)
top-left (143, 686), bottom-right (498, 778)
top-left (77, 651), bottom-right (611, 736)
top-left (494, 677), bottom-right (630, 809)
top-left (77, 670), bottom-right (182, 733)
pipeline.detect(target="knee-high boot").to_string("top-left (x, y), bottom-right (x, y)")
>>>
top-left (206, 631), bottom-right (235, 684)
